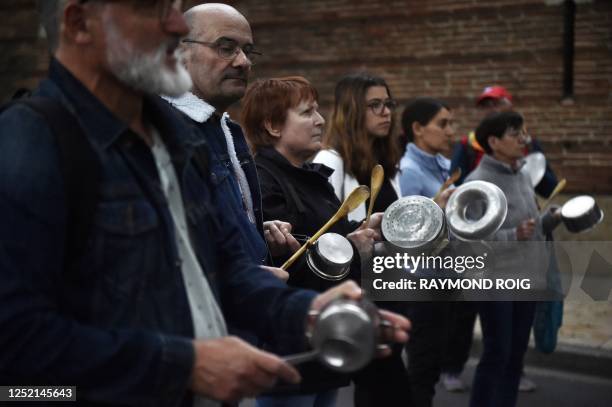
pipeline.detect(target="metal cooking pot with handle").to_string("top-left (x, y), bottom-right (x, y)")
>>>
top-left (284, 298), bottom-right (391, 373)
top-left (445, 180), bottom-right (508, 241)
top-left (521, 152), bottom-right (546, 187)
top-left (381, 195), bottom-right (447, 255)
top-left (306, 233), bottom-right (354, 281)
top-left (561, 195), bottom-right (604, 233)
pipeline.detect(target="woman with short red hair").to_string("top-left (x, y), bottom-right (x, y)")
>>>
top-left (242, 76), bottom-right (380, 407)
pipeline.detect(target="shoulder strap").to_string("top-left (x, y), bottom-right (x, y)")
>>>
top-left (2, 96), bottom-right (101, 275)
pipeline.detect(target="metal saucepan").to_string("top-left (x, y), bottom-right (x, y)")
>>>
top-left (521, 152), bottom-right (546, 187)
top-left (284, 298), bottom-right (391, 373)
top-left (381, 195), bottom-right (447, 254)
top-left (281, 186), bottom-right (369, 270)
top-left (560, 195), bottom-right (604, 233)
top-left (445, 180), bottom-right (508, 241)
top-left (306, 233), bottom-right (354, 281)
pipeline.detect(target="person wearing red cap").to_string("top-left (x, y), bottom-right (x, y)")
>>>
top-left (450, 85), bottom-right (556, 195)
top-left (451, 86), bottom-right (513, 186)
top-left (442, 86), bottom-right (559, 394)
top-left (476, 85), bottom-right (513, 108)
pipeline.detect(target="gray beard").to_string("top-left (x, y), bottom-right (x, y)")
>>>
top-left (103, 17), bottom-right (192, 97)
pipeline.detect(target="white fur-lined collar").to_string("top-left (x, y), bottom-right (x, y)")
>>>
top-left (162, 92), bottom-right (216, 123)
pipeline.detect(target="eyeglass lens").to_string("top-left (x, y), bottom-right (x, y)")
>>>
top-left (368, 99), bottom-right (397, 114)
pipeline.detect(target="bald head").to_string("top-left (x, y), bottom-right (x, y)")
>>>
top-left (184, 3), bottom-right (250, 43)
top-left (182, 3), bottom-right (255, 111)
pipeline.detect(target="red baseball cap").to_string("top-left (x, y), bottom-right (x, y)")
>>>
top-left (476, 86), bottom-right (513, 106)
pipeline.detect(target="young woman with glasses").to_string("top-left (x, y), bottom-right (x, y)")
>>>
top-left (313, 73), bottom-right (402, 222)
top-left (313, 73), bottom-right (409, 407)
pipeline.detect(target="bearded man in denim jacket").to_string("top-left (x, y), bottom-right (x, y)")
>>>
top-left (0, 1), bottom-right (411, 406)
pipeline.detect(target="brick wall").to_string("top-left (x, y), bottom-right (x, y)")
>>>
top-left (224, 0), bottom-right (612, 194)
top-left (1, 0), bottom-right (610, 193)
top-left (0, 0), bottom-right (49, 99)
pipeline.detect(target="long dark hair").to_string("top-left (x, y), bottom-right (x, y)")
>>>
top-left (324, 73), bottom-right (400, 182)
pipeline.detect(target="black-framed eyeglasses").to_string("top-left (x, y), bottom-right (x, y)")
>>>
top-left (504, 128), bottom-right (529, 140)
top-left (366, 99), bottom-right (397, 115)
top-left (182, 38), bottom-right (263, 64)
top-left (79, 0), bottom-right (183, 23)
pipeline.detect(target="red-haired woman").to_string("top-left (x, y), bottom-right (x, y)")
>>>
top-left (241, 76), bottom-right (383, 407)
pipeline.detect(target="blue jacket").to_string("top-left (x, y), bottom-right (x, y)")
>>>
top-left (0, 60), bottom-right (315, 406)
top-left (399, 143), bottom-right (450, 198)
top-left (191, 116), bottom-right (268, 265)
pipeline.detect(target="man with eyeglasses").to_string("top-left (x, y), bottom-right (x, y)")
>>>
top-left (164, 4), bottom-right (300, 281)
top-left (0, 1), bottom-right (411, 406)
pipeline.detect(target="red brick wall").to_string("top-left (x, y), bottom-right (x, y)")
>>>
top-left (225, 0), bottom-right (612, 194)
top-left (1, 0), bottom-right (610, 193)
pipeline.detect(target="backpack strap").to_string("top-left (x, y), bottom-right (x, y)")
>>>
top-left (2, 96), bottom-right (101, 274)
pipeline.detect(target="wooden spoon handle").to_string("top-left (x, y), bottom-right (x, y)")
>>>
top-left (365, 201), bottom-right (375, 224)
top-left (280, 241), bottom-right (311, 270)
top-left (540, 178), bottom-right (567, 212)
top-left (281, 186), bottom-right (369, 270)
top-left (281, 214), bottom-right (344, 270)
top-left (433, 168), bottom-right (461, 201)
top-left (366, 165), bottom-right (384, 224)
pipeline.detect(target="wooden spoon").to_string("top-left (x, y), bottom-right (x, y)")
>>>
top-left (281, 185), bottom-right (370, 270)
top-left (433, 168), bottom-right (461, 201)
top-left (365, 165), bottom-right (384, 224)
top-left (540, 178), bottom-right (567, 212)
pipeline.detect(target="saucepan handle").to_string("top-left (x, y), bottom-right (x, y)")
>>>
top-left (376, 318), bottom-right (394, 352)
top-left (283, 349), bottom-right (320, 366)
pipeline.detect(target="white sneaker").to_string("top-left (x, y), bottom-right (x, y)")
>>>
top-left (441, 373), bottom-right (467, 392)
top-left (518, 374), bottom-right (537, 392)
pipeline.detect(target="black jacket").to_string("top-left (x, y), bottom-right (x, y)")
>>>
top-left (256, 147), bottom-right (361, 394)
top-left (256, 147), bottom-right (362, 292)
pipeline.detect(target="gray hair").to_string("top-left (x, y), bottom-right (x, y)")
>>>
top-left (37, 0), bottom-right (69, 53)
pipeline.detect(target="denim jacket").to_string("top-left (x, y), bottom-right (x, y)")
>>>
top-left (163, 91), bottom-right (268, 265)
top-left (0, 60), bottom-right (315, 406)
top-left (205, 117), bottom-right (268, 264)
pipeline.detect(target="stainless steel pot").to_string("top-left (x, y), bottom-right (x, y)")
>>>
top-left (521, 152), bottom-right (546, 187)
top-left (291, 298), bottom-right (388, 373)
top-left (561, 195), bottom-right (604, 233)
top-left (381, 196), bottom-right (447, 254)
top-left (445, 180), bottom-right (508, 241)
top-left (306, 233), bottom-right (354, 281)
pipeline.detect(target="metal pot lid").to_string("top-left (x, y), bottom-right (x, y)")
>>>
top-left (382, 196), bottom-right (445, 248)
top-left (561, 195), bottom-right (596, 218)
top-left (315, 233), bottom-right (353, 266)
top-left (446, 180), bottom-right (508, 241)
top-left (521, 152), bottom-right (546, 187)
